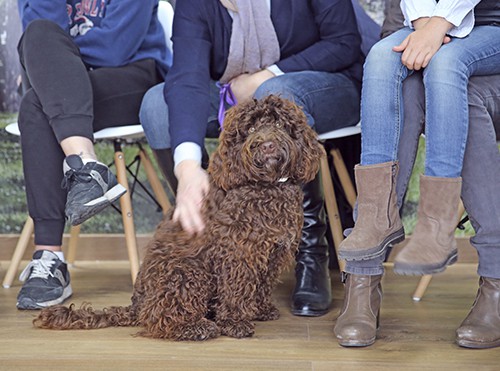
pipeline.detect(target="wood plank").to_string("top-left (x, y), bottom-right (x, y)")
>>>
top-left (0, 262), bottom-right (497, 370)
top-left (0, 235), bottom-right (479, 263)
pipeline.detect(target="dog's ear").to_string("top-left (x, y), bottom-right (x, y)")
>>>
top-left (208, 113), bottom-right (246, 191)
top-left (294, 120), bottom-right (324, 183)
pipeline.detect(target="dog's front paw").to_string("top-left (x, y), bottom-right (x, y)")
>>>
top-left (254, 304), bottom-right (280, 321)
top-left (217, 318), bottom-right (255, 338)
top-left (174, 318), bottom-right (220, 341)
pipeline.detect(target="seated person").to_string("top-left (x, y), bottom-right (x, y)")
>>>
top-left (334, 0), bottom-right (500, 349)
top-left (139, 0), bottom-right (379, 317)
top-left (15, 0), bottom-right (170, 310)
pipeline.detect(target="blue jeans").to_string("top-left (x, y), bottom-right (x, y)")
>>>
top-left (360, 26), bottom-right (500, 178)
top-left (346, 73), bottom-right (500, 278)
top-left (139, 71), bottom-right (360, 150)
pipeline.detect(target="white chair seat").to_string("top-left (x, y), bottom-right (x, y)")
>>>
top-left (93, 124), bottom-right (145, 140)
top-left (6, 122), bottom-right (145, 141)
top-left (5, 122), bottom-right (20, 136)
top-left (317, 123), bottom-right (361, 141)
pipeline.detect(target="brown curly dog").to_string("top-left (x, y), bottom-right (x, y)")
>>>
top-left (33, 95), bottom-right (324, 340)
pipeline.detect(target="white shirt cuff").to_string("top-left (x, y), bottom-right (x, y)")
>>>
top-left (401, 0), bottom-right (436, 28)
top-left (401, 0), bottom-right (480, 37)
top-left (267, 64), bottom-right (284, 76)
top-left (173, 142), bottom-right (202, 168)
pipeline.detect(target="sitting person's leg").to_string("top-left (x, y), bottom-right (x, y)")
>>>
top-left (140, 81), bottom-right (221, 194)
top-left (393, 25), bottom-right (500, 275)
top-left (338, 29), bottom-right (411, 263)
top-left (254, 70), bottom-right (361, 316)
top-left (16, 20), bottom-right (160, 310)
top-left (334, 72), bottom-right (426, 347)
top-left (455, 75), bottom-right (500, 349)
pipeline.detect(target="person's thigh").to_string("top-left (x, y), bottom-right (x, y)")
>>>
top-left (139, 80), bottom-right (221, 150)
top-left (90, 59), bottom-right (162, 132)
top-left (254, 70), bottom-right (360, 134)
top-left (426, 25), bottom-right (500, 78)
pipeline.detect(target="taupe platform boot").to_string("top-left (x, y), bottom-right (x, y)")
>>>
top-left (338, 162), bottom-right (405, 261)
top-left (394, 175), bottom-right (462, 275)
top-left (334, 273), bottom-right (383, 347)
top-left (456, 277), bottom-right (500, 349)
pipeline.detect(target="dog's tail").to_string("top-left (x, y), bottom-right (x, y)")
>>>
top-left (33, 303), bottom-right (138, 330)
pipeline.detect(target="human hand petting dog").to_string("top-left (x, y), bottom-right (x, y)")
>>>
top-left (173, 159), bottom-right (209, 234)
top-left (393, 16), bottom-right (453, 70)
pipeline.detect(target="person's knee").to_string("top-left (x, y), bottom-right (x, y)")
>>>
top-left (139, 83), bottom-right (167, 128)
top-left (254, 76), bottom-right (295, 100)
top-left (139, 83), bottom-right (172, 149)
top-left (424, 49), bottom-right (468, 81)
top-left (23, 19), bottom-right (61, 43)
top-left (363, 39), bottom-right (400, 76)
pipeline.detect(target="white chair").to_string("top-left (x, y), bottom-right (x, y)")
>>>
top-left (2, 1), bottom-right (174, 288)
top-left (318, 124), bottom-right (361, 272)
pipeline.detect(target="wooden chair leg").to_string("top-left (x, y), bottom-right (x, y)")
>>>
top-left (66, 225), bottom-right (81, 266)
top-left (330, 148), bottom-right (357, 209)
top-left (114, 149), bottom-right (140, 284)
top-left (320, 153), bottom-right (346, 272)
top-left (138, 148), bottom-right (172, 215)
top-left (412, 200), bottom-right (467, 301)
top-left (3, 217), bottom-right (34, 288)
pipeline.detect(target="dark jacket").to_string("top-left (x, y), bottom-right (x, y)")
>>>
top-left (165, 0), bottom-right (364, 151)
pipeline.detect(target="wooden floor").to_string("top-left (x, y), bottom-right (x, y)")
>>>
top-left (0, 261), bottom-right (498, 371)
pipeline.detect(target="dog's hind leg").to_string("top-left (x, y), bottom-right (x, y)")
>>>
top-left (138, 258), bottom-right (220, 340)
top-left (213, 259), bottom-right (259, 338)
top-left (254, 241), bottom-right (295, 321)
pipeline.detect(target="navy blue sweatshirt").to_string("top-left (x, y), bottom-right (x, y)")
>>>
top-left (165, 0), bottom-right (363, 151)
top-left (18, 0), bottom-right (170, 77)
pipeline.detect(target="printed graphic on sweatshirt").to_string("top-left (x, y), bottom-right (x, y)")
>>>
top-left (68, 0), bottom-right (106, 37)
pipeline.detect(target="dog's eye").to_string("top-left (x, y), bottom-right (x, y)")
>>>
top-left (276, 122), bottom-right (283, 128)
top-left (248, 127), bottom-right (255, 133)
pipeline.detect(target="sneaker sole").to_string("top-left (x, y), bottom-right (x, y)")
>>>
top-left (68, 183), bottom-right (127, 226)
top-left (16, 285), bottom-right (73, 310)
top-left (339, 228), bottom-right (405, 261)
top-left (393, 250), bottom-right (458, 276)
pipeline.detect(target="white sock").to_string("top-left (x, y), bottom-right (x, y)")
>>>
top-left (53, 251), bottom-right (66, 262)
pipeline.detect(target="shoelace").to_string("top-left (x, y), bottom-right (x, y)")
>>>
top-left (61, 168), bottom-right (92, 190)
top-left (19, 259), bottom-right (55, 282)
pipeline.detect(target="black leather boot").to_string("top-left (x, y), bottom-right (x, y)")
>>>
top-left (291, 173), bottom-right (333, 316)
top-left (152, 149), bottom-right (178, 195)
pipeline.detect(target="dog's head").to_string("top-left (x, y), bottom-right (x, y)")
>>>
top-left (209, 95), bottom-right (324, 191)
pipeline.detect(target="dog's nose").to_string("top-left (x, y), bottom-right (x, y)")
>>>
top-left (261, 141), bottom-right (276, 154)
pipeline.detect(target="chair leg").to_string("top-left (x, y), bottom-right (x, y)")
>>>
top-left (330, 148), bottom-right (357, 209)
top-left (138, 148), bottom-right (172, 215)
top-left (412, 200), bottom-right (466, 301)
top-left (114, 148), bottom-right (140, 284)
top-left (3, 217), bottom-right (34, 288)
top-left (320, 153), bottom-right (346, 272)
top-left (66, 225), bottom-right (81, 266)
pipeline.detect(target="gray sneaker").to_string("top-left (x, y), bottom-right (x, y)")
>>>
top-left (17, 250), bottom-right (72, 310)
top-left (62, 155), bottom-right (127, 226)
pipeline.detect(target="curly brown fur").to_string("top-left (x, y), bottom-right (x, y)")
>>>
top-left (34, 95), bottom-right (324, 340)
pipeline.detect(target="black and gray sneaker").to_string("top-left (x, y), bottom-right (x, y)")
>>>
top-left (16, 250), bottom-right (72, 310)
top-left (62, 154), bottom-right (126, 226)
